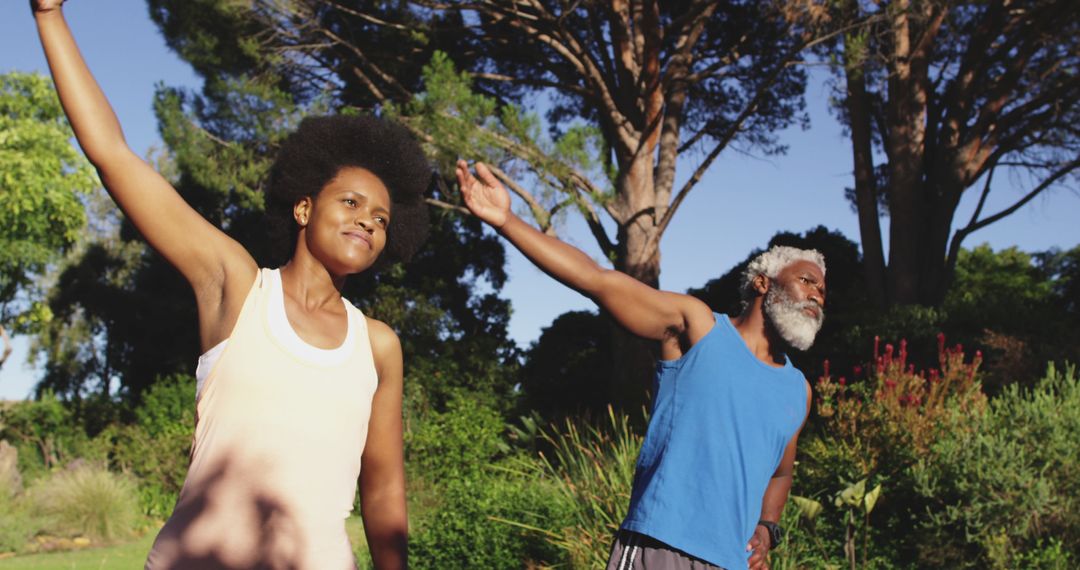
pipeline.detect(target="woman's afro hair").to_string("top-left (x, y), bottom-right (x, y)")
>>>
top-left (265, 115), bottom-right (431, 266)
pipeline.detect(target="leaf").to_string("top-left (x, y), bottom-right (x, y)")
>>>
top-left (790, 495), bottom-right (824, 520)
top-left (864, 483), bottom-right (882, 514)
top-left (835, 478), bottom-right (866, 508)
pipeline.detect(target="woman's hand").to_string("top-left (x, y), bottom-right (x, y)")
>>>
top-left (456, 159), bottom-right (510, 229)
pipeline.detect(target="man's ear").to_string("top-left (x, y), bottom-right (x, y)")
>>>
top-left (293, 196), bottom-right (312, 227)
top-left (753, 273), bottom-right (770, 296)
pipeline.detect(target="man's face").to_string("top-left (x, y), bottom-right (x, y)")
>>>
top-left (762, 260), bottom-right (826, 351)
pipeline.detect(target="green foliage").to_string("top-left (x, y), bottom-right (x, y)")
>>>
top-left (798, 335), bottom-right (987, 566)
top-left (519, 310), bottom-right (611, 422)
top-left (947, 244), bottom-right (1080, 391)
top-left (110, 375), bottom-right (195, 518)
top-left (0, 72), bottom-right (97, 322)
top-left (909, 363), bottom-right (1080, 568)
top-left (131, 374), bottom-right (195, 438)
top-left (948, 245), bottom-right (1053, 309)
top-left (520, 408), bottom-right (642, 569)
top-left (0, 393), bottom-right (95, 479)
top-left (396, 51), bottom-right (613, 230)
top-left (409, 472), bottom-right (571, 569)
top-left (27, 464), bottom-right (138, 543)
top-left (405, 393), bottom-right (505, 481)
top-left (405, 392), bottom-right (572, 568)
top-left (0, 469), bottom-right (36, 554)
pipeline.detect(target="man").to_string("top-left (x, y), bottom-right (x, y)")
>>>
top-left (457, 161), bottom-right (825, 570)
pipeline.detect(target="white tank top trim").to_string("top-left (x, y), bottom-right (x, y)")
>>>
top-left (195, 268), bottom-right (357, 398)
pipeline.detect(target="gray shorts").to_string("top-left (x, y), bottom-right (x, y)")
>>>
top-left (606, 530), bottom-right (725, 570)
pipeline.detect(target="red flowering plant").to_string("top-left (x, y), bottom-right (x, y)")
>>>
top-left (813, 333), bottom-right (985, 474)
top-left (786, 334), bottom-right (989, 566)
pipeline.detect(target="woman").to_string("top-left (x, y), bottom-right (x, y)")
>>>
top-left (31, 1), bottom-right (429, 567)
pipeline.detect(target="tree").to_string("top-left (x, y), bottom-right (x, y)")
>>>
top-left (828, 0), bottom-right (1080, 307)
top-left (518, 310), bottom-right (612, 422)
top-left (0, 72), bottom-right (97, 330)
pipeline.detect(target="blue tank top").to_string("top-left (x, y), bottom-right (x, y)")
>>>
top-left (621, 314), bottom-right (808, 569)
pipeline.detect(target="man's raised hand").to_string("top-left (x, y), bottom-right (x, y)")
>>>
top-left (456, 160), bottom-right (510, 229)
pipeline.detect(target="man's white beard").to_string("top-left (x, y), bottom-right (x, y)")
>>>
top-left (763, 285), bottom-right (824, 351)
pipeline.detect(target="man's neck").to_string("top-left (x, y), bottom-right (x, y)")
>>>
top-left (731, 306), bottom-right (787, 367)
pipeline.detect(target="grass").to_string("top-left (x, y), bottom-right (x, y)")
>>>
top-left (0, 532), bottom-right (154, 570)
top-left (0, 517), bottom-right (370, 570)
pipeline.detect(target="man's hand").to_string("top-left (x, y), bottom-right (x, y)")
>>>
top-left (747, 524), bottom-right (772, 570)
top-left (30, 0), bottom-right (65, 14)
top-left (456, 160), bottom-right (510, 229)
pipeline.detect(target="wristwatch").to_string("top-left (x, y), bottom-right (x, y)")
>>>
top-left (757, 520), bottom-right (783, 549)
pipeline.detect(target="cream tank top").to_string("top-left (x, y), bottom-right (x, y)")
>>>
top-left (146, 269), bottom-right (379, 569)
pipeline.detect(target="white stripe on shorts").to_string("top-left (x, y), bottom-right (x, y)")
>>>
top-left (619, 532), bottom-right (640, 570)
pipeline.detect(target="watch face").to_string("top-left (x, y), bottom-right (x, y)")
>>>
top-left (770, 526), bottom-right (783, 545)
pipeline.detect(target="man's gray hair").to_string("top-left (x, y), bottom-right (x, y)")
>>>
top-left (740, 245), bottom-right (826, 304)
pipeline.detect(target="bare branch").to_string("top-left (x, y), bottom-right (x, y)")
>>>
top-left (315, 0), bottom-right (414, 31)
top-left (958, 157), bottom-right (1080, 238)
top-left (468, 72), bottom-right (590, 96)
top-left (426, 197), bottom-right (471, 216)
top-left (487, 164), bottom-right (556, 234)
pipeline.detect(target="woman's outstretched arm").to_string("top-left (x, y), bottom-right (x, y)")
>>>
top-left (32, 1), bottom-right (256, 349)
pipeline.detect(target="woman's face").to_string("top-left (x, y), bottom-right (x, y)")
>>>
top-left (295, 166), bottom-right (392, 276)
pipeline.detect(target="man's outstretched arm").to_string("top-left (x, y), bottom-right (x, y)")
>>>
top-left (456, 160), bottom-right (713, 345)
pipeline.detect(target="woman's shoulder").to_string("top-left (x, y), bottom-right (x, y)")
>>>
top-left (364, 316), bottom-right (401, 357)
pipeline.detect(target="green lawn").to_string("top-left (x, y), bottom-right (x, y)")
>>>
top-left (0, 518), bottom-right (369, 570)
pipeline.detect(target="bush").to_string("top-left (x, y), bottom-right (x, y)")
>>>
top-left (409, 471), bottom-right (572, 569)
top-left (797, 334), bottom-right (986, 567)
top-left (0, 392), bottom-right (94, 480)
top-left (405, 392), bottom-right (506, 481)
top-left (910, 363), bottom-right (1079, 568)
top-left (28, 463), bottom-right (139, 543)
top-left (0, 467), bottom-right (37, 554)
top-left (110, 375), bottom-right (195, 517)
top-left (403, 387), bottom-right (577, 569)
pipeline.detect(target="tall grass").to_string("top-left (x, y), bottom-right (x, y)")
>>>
top-left (513, 407), bottom-right (642, 568)
top-left (0, 475), bottom-right (36, 554)
top-left (29, 464), bottom-right (138, 543)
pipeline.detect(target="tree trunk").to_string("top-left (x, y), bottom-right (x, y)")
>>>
top-left (843, 35), bottom-right (887, 308)
top-left (885, 1), bottom-right (930, 305)
top-left (606, 152), bottom-right (662, 412)
top-left (918, 177), bottom-right (964, 305)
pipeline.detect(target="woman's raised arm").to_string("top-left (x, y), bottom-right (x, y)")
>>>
top-left (32, 1), bottom-right (257, 347)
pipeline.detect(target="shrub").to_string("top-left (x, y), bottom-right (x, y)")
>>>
top-left (0, 469), bottom-right (37, 554)
top-left (28, 463), bottom-right (139, 543)
top-left (409, 471), bottom-right (571, 569)
top-left (0, 392), bottom-right (92, 480)
top-left (404, 388), bottom-right (575, 568)
top-left (798, 334), bottom-right (986, 567)
top-left (910, 363), bottom-right (1080, 568)
top-left (405, 391), bottom-right (506, 481)
top-left (110, 375), bottom-right (195, 517)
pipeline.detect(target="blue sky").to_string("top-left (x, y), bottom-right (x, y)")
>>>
top-left (2, 1), bottom-right (1078, 400)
